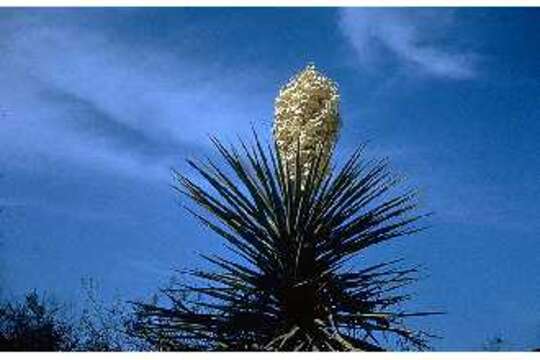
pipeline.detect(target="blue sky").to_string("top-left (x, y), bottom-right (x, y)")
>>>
top-left (0, 8), bottom-right (539, 350)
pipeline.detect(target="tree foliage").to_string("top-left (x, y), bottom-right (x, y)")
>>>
top-left (132, 134), bottom-right (439, 351)
top-left (0, 291), bottom-right (76, 351)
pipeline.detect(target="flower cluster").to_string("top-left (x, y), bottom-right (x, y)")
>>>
top-left (273, 64), bottom-right (340, 180)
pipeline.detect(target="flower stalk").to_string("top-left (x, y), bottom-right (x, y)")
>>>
top-left (273, 64), bottom-right (341, 180)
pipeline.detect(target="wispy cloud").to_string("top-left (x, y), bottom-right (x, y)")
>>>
top-left (0, 10), bottom-right (270, 181)
top-left (338, 8), bottom-right (479, 80)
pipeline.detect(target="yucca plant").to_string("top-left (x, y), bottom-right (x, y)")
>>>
top-left (132, 65), bottom-right (438, 351)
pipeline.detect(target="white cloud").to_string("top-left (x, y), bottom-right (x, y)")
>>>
top-left (0, 11), bottom-right (271, 181)
top-left (338, 8), bottom-right (478, 80)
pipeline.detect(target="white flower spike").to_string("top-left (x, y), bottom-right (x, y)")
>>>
top-left (273, 64), bottom-right (341, 180)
